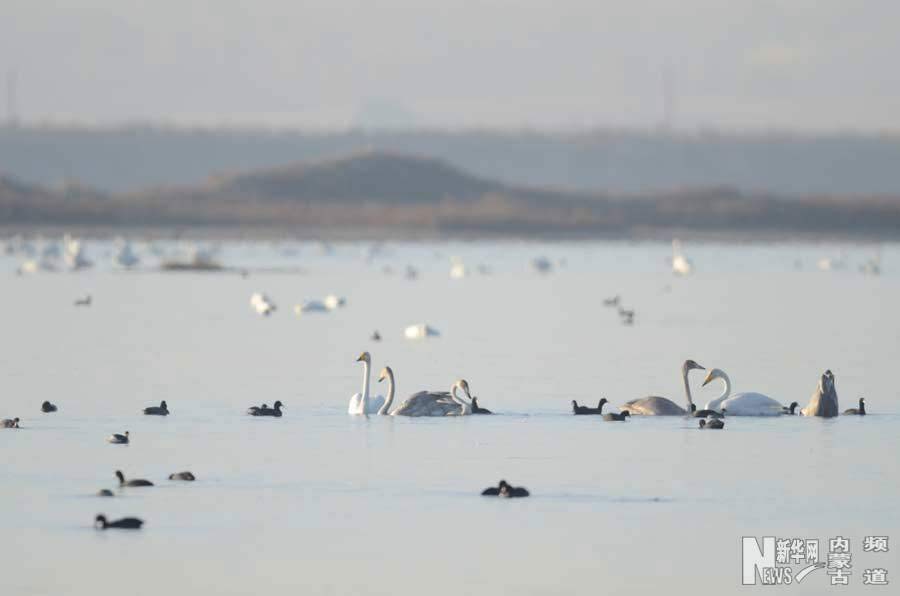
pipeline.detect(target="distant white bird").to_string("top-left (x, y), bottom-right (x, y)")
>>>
top-left (404, 324), bottom-right (440, 340)
top-left (817, 254), bottom-right (846, 271)
top-left (63, 234), bottom-right (92, 270)
top-left (323, 294), bottom-right (346, 310)
top-left (449, 258), bottom-right (468, 279)
top-left (671, 239), bottom-right (693, 276)
top-left (250, 293), bottom-right (276, 316)
top-left (294, 300), bottom-right (328, 315)
top-left (17, 258), bottom-right (56, 274)
top-left (817, 258), bottom-right (835, 271)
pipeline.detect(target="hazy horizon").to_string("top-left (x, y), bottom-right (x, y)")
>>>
top-left (3, 1), bottom-right (899, 132)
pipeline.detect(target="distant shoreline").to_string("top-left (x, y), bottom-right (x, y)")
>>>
top-left (2, 223), bottom-right (896, 244)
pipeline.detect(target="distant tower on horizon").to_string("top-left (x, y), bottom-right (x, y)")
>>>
top-left (5, 70), bottom-right (18, 127)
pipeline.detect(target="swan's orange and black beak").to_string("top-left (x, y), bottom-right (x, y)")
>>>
top-left (356, 353), bottom-right (366, 362)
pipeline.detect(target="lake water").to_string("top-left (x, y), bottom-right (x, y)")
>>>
top-left (1, 240), bottom-right (898, 595)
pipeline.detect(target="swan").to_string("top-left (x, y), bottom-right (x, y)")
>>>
top-left (97, 489), bottom-right (114, 497)
top-left (449, 259), bottom-right (468, 279)
top-left (701, 368), bottom-right (784, 416)
top-left (389, 379), bottom-right (474, 417)
top-left (115, 470), bottom-right (153, 487)
top-left (169, 471), bottom-right (196, 481)
top-left (323, 295), bottom-right (346, 310)
top-left (621, 359), bottom-right (705, 416)
top-left (801, 370), bottom-right (839, 417)
top-left (250, 293), bottom-right (276, 316)
top-left (41, 401), bottom-right (58, 413)
top-left (375, 367), bottom-right (396, 415)
top-left (844, 397), bottom-right (866, 416)
top-left (74, 295), bottom-right (92, 307)
top-left (404, 324), bottom-right (440, 340)
top-left (143, 400), bottom-right (169, 415)
top-left (95, 514), bottom-right (143, 530)
top-left (482, 480), bottom-right (529, 498)
top-left (107, 431), bottom-right (129, 444)
top-left (63, 234), bottom-right (92, 270)
top-left (348, 352), bottom-right (386, 415)
top-left (672, 239), bottom-right (693, 276)
top-left (782, 401), bottom-right (799, 415)
top-left (2, 417), bottom-right (20, 428)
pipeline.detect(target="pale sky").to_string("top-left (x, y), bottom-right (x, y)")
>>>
top-left (2, 0), bottom-right (898, 131)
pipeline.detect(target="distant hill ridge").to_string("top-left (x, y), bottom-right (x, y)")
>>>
top-left (3, 150), bottom-right (900, 238)
top-left (215, 151), bottom-right (502, 203)
top-left (5, 126), bottom-right (900, 195)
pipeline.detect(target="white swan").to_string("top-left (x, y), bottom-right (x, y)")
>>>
top-left (621, 359), bottom-right (705, 415)
top-left (63, 234), bottom-right (93, 270)
top-left (389, 378), bottom-right (473, 417)
top-left (801, 369), bottom-right (839, 417)
top-left (449, 258), bottom-right (468, 279)
top-left (323, 295), bottom-right (346, 310)
top-left (672, 239), bottom-right (693, 276)
top-left (348, 352), bottom-right (386, 415)
top-left (376, 367), bottom-right (396, 415)
top-left (404, 324), bottom-right (440, 340)
top-left (701, 368), bottom-right (784, 416)
top-left (250, 292), bottom-right (276, 316)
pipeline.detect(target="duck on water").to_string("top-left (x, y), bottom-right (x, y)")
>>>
top-left (248, 401), bottom-right (284, 417)
top-left (107, 431), bottom-right (129, 444)
top-left (115, 470), bottom-right (154, 487)
top-left (482, 480), bottom-right (529, 498)
top-left (572, 398), bottom-right (607, 415)
top-left (843, 397), bottom-right (866, 416)
top-left (143, 400), bottom-right (169, 416)
top-left (95, 515), bottom-right (143, 530)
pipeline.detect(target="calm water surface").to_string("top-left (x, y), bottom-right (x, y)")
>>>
top-left (1, 241), bottom-right (898, 595)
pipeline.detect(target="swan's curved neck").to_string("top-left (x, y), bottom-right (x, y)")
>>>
top-left (682, 366), bottom-right (694, 407)
top-left (361, 360), bottom-right (371, 413)
top-left (451, 383), bottom-right (471, 415)
top-left (708, 372), bottom-right (731, 409)
top-left (378, 370), bottom-right (394, 415)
